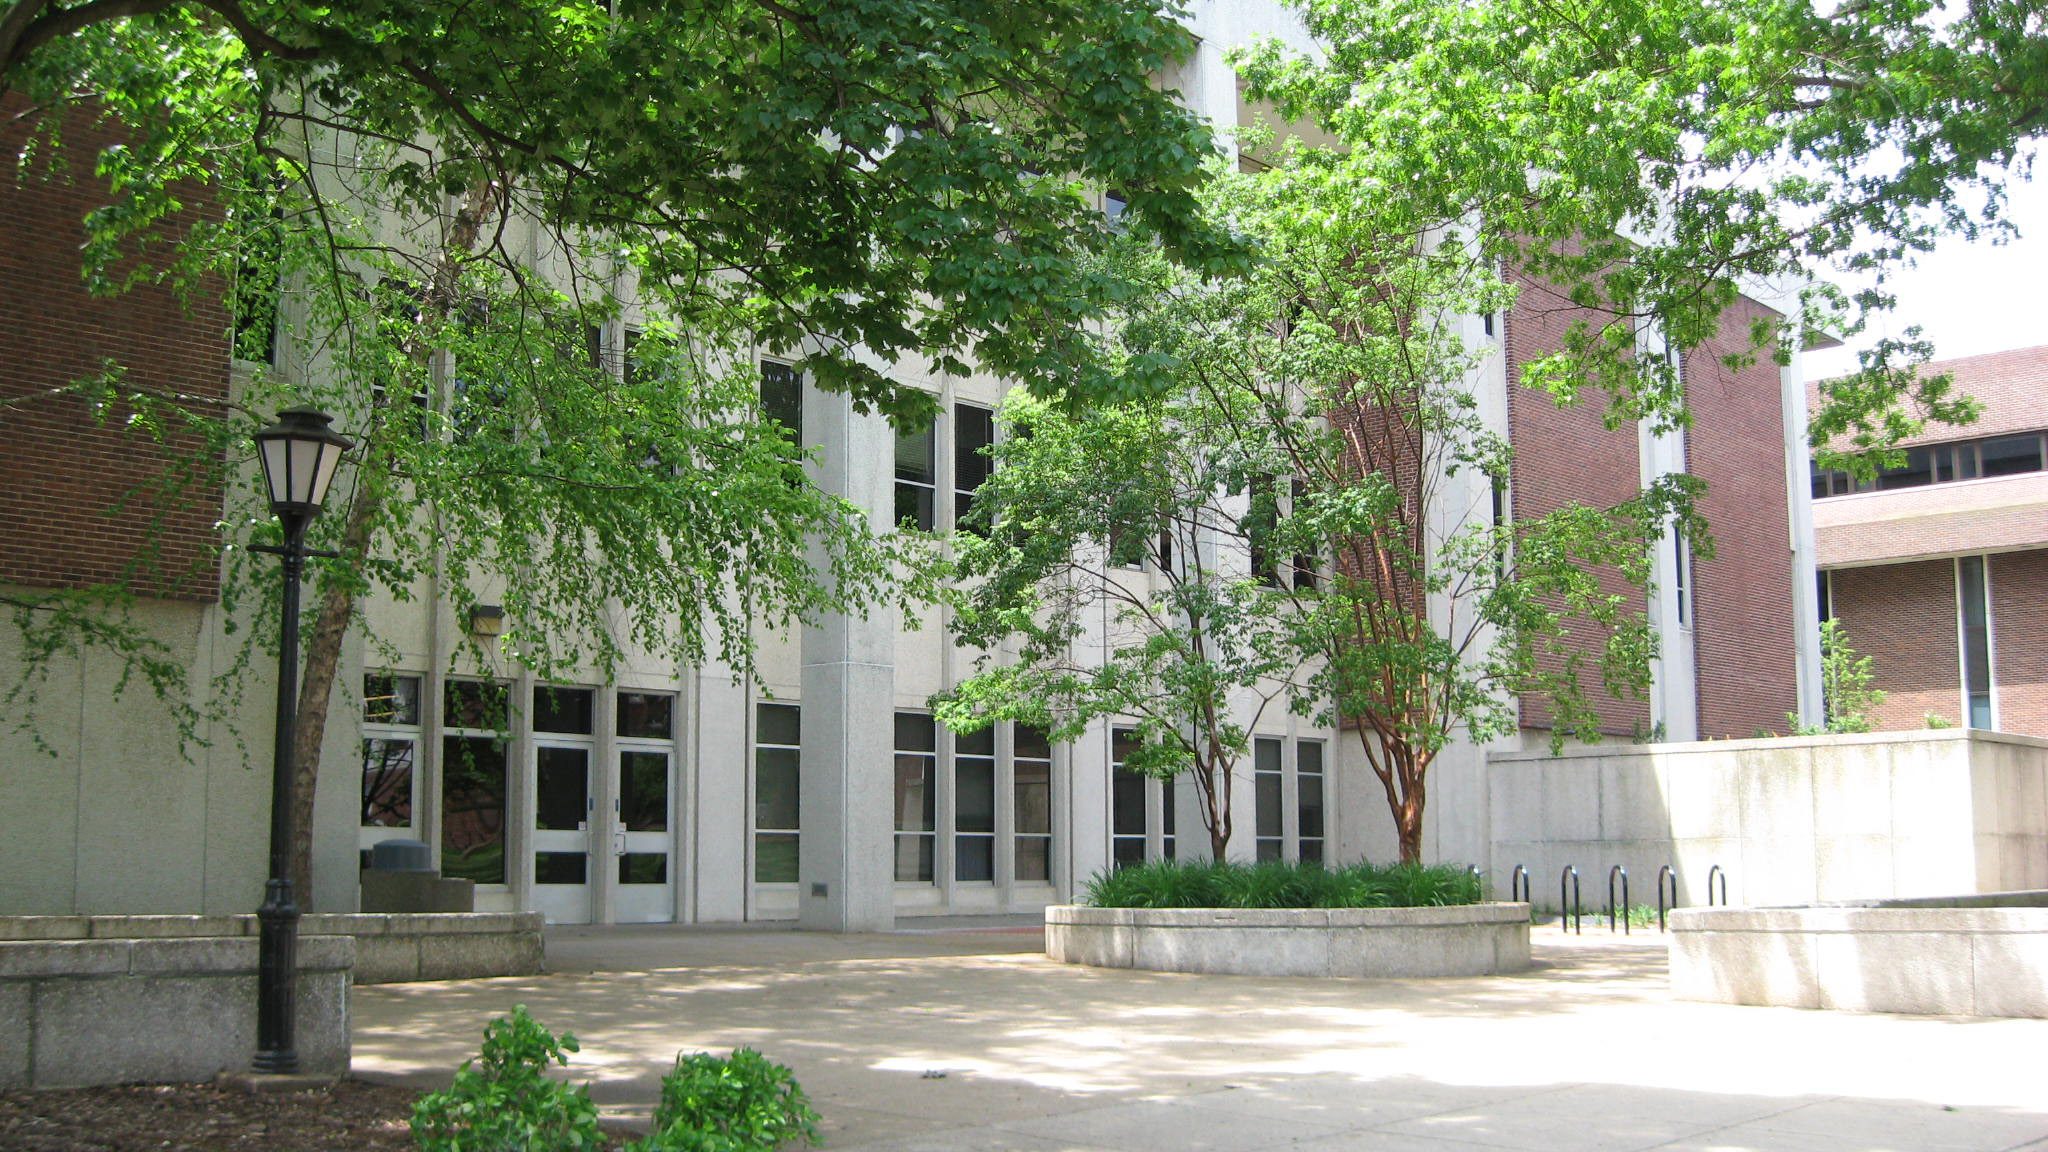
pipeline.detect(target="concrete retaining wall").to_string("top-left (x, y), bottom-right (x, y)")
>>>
top-left (0, 934), bottom-right (352, 1088)
top-left (1489, 729), bottom-right (2048, 908)
top-left (1670, 898), bottom-right (2048, 1018)
top-left (0, 912), bottom-right (544, 984)
top-left (1045, 904), bottom-right (1531, 978)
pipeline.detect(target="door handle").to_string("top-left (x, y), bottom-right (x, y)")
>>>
top-left (613, 828), bottom-right (627, 856)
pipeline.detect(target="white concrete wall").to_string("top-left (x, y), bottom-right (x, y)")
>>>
top-left (1488, 729), bottom-right (2048, 908)
top-left (0, 592), bottom-right (360, 917)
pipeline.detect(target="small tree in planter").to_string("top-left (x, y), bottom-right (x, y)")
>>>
top-left (935, 388), bottom-right (1310, 861)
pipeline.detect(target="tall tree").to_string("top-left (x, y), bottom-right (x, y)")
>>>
top-left (1, 0), bottom-right (1241, 899)
top-left (946, 158), bottom-right (1683, 864)
top-left (1233, 0), bottom-right (2043, 455)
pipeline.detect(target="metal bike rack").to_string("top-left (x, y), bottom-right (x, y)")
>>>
top-left (1607, 865), bottom-right (1630, 935)
top-left (1559, 865), bottom-right (1581, 935)
top-left (1510, 864), bottom-right (1531, 904)
top-left (1707, 864), bottom-right (1729, 907)
top-left (1656, 864), bottom-right (1678, 932)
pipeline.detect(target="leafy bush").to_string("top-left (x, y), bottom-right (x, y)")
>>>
top-left (631, 1049), bottom-right (820, 1152)
top-left (1082, 858), bottom-right (1483, 909)
top-left (413, 1005), bottom-right (602, 1152)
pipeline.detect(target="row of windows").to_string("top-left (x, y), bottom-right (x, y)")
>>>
top-left (753, 705), bottom-right (1056, 887)
top-left (1111, 730), bottom-right (1328, 867)
top-left (1811, 431), bottom-right (2047, 499)
top-left (361, 677), bottom-right (676, 890)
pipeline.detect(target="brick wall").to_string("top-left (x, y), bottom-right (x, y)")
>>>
top-left (0, 94), bottom-right (229, 600)
top-left (1990, 548), bottom-right (2048, 737)
top-left (1828, 560), bottom-right (1961, 730)
top-left (1503, 271), bottom-right (1653, 737)
top-left (1684, 299), bottom-right (1799, 738)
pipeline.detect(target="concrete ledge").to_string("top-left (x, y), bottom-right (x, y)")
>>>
top-left (0, 934), bottom-right (352, 1089)
top-left (1671, 896), bottom-right (2048, 1018)
top-left (0, 913), bottom-right (543, 985)
top-left (1045, 904), bottom-right (1532, 978)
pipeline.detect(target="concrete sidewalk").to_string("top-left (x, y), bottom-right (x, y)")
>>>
top-left (353, 921), bottom-right (2048, 1151)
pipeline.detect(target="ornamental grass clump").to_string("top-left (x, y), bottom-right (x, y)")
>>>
top-left (1082, 859), bottom-right (1482, 909)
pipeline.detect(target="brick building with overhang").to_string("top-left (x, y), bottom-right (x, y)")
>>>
top-left (1811, 345), bottom-right (2048, 735)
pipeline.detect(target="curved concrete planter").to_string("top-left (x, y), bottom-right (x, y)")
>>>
top-left (1045, 903), bottom-right (1532, 978)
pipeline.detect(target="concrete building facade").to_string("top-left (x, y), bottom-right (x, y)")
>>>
top-left (2, 3), bottom-right (1823, 926)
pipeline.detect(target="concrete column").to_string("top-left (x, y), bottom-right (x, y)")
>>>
top-left (1780, 347), bottom-right (1825, 728)
top-left (688, 659), bottom-right (749, 923)
top-left (798, 385), bottom-right (897, 932)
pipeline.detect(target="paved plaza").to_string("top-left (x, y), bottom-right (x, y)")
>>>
top-left (353, 920), bottom-right (2048, 1151)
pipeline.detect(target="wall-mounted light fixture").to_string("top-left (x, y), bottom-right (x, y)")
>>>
top-left (467, 604), bottom-right (506, 637)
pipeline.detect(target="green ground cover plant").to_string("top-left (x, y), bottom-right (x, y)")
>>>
top-left (412, 1008), bottom-right (819, 1152)
top-left (1083, 859), bottom-right (1483, 909)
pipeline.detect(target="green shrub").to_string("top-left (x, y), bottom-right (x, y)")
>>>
top-left (413, 1005), bottom-right (602, 1152)
top-left (630, 1048), bottom-right (820, 1152)
top-left (1082, 858), bottom-right (1482, 909)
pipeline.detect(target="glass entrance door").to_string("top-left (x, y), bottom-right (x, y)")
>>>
top-left (612, 690), bottom-right (678, 922)
top-left (531, 686), bottom-right (597, 925)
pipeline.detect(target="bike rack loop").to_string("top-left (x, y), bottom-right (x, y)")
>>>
top-left (1559, 864), bottom-right (1581, 935)
top-left (1607, 865), bottom-right (1630, 935)
top-left (1707, 864), bottom-right (1729, 907)
top-left (1510, 864), bottom-right (1531, 905)
top-left (1656, 864), bottom-right (1678, 932)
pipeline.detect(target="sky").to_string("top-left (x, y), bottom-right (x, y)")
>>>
top-left (1803, 163), bottom-right (2048, 379)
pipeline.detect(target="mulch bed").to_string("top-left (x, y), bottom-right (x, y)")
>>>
top-left (0, 1079), bottom-right (420, 1152)
top-left (0, 1079), bottom-right (644, 1151)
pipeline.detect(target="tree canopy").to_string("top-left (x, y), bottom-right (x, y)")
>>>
top-left (1236, 0), bottom-right (2046, 457)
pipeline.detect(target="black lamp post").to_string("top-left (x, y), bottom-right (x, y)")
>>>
top-left (250, 406), bottom-right (352, 1075)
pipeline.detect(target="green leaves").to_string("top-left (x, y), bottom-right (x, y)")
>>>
top-left (411, 1005), bottom-right (603, 1152)
top-left (1236, 0), bottom-right (2046, 446)
top-left (633, 1049), bottom-right (820, 1152)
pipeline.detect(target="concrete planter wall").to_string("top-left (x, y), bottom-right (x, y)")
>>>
top-left (0, 932), bottom-right (352, 1089)
top-left (0, 911), bottom-right (544, 984)
top-left (1045, 904), bottom-right (1532, 978)
top-left (1670, 894), bottom-right (2048, 1018)
top-left (0, 911), bottom-right (546, 1089)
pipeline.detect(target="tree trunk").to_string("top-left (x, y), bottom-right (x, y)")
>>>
top-left (1395, 797), bottom-right (1424, 865)
top-left (285, 483), bottom-right (382, 903)
top-left (279, 177), bottom-right (497, 904)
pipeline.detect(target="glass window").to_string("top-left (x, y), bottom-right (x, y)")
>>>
top-left (754, 703), bottom-right (800, 883)
top-left (361, 738), bottom-right (416, 829)
top-left (361, 674), bottom-right (421, 831)
top-left (444, 678), bottom-right (508, 731)
top-left (1254, 737), bottom-right (1283, 862)
top-left (1959, 556), bottom-right (1994, 729)
top-left (535, 746), bottom-right (589, 831)
top-left (1014, 724), bottom-right (1053, 883)
top-left (533, 685), bottom-right (594, 735)
top-left (1103, 189), bottom-right (1128, 226)
top-left (761, 360), bottom-right (802, 442)
top-left (1875, 446), bottom-right (1937, 490)
top-left (896, 419), bottom-right (937, 531)
top-left (1291, 478), bottom-right (1318, 590)
top-left (954, 726), bottom-right (995, 883)
top-left (618, 691), bottom-right (674, 740)
top-left (1979, 433), bottom-right (2044, 478)
top-left (1110, 728), bottom-right (1145, 868)
top-left (620, 751), bottom-right (669, 832)
top-left (955, 402), bottom-right (994, 535)
top-left (1247, 475), bottom-right (1281, 586)
top-left (1298, 740), bottom-right (1326, 864)
top-left (894, 713), bottom-right (936, 882)
top-left (619, 853), bottom-right (667, 885)
top-left (441, 734), bottom-right (507, 885)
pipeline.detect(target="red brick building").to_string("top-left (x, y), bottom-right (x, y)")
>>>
top-left (1811, 345), bottom-right (2048, 735)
